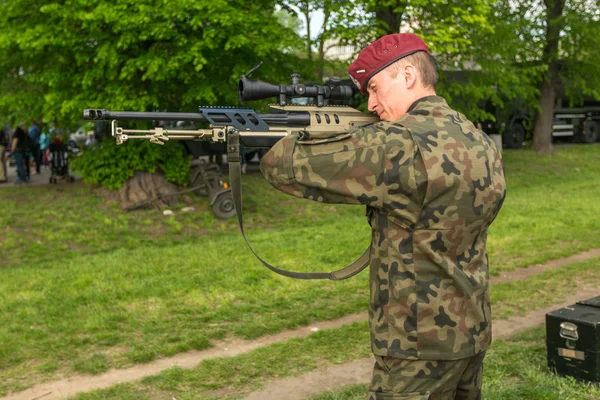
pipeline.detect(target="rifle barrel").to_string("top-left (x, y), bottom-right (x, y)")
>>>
top-left (83, 109), bottom-right (310, 126)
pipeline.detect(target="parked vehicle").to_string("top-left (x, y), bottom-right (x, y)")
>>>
top-left (552, 105), bottom-right (600, 144)
top-left (485, 99), bottom-right (600, 149)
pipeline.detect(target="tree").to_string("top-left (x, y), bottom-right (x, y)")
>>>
top-left (532, 0), bottom-right (565, 154)
top-left (0, 0), bottom-right (305, 126)
top-left (486, 0), bottom-right (600, 153)
top-left (323, 0), bottom-right (499, 120)
top-left (279, 0), bottom-right (351, 81)
top-left (0, 0), bottom-right (308, 206)
top-left (441, 0), bottom-right (544, 125)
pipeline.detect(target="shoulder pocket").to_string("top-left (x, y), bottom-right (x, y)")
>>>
top-left (297, 132), bottom-right (352, 145)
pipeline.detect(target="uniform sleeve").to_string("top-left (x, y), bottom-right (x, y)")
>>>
top-left (260, 124), bottom-right (388, 206)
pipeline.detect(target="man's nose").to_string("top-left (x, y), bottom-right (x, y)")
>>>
top-left (368, 96), bottom-right (378, 113)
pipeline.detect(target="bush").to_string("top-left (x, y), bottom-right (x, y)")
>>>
top-left (71, 139), bottom-right (191, 189)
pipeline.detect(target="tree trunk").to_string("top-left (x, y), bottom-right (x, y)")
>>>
top-left (303, 3), bottom-right (312, 62)
top-left (374, 2), bottom-right (405, 35)
top-left (532, 0), bottom-right (565, 154)
top-left (100, 171), bottom-right (180, 210)
top-left (532, 82), bottom-right (556, 154)
top-left (317, 10), bottom-right (331, 82)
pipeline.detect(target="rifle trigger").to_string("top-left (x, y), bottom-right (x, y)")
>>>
top-left (299, 131), bottom-right (310, 141)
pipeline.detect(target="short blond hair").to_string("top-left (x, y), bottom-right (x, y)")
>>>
top-left (387, 51), bottom-right (438, 89)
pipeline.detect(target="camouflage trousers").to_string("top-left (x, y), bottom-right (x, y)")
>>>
top-left (367, 351), bottom-right (486, 400)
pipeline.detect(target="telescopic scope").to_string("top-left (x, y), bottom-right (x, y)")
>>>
top-left (238, 73), bottom-right (353, 107)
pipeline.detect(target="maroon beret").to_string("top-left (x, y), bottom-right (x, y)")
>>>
top-left (348, 33), bottom-right (430, 94)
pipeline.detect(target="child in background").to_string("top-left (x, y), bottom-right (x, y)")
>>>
top-left (40, 129), bottom-right (51, 166)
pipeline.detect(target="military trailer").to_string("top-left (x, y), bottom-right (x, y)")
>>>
top-left (488, 99), bottom-right (600, 149)
top-left (551, 105), bottom-right (600, 144)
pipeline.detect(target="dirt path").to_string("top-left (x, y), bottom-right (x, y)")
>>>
top-left (490, 248), bottom-right (600, 285)
top-left (243, 286), bottom-right (600, 400)
top-left (2, 250), bottom-right (598, 400)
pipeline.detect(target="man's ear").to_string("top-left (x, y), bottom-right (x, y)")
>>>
top-left (404, 64), bottom-right (417, 89)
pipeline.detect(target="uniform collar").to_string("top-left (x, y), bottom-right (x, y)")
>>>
top-left (406, 95), bottom-right (447, 113)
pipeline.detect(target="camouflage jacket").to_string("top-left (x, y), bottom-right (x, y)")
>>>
top-left (260, 96), bottom-right (506, 360)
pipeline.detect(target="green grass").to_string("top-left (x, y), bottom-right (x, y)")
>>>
top-left (2, 145), bottom-right (599, 271)
top-left (1, 144), bottom-right (599, 396)
top-left (0, 177), bottom-right (366, 268)
top-left (311, 327), bottom-right (600, 400)
top-left (71, 321), bottom-right (372, 400)
top-left (8, 257), bottom-right (596, 399)
top-left (67, 255), bottom-right (600, 400)
top-left (491, 257), bottom-right (600, 319)
top-left (486, 145), bottom-right (600, 270)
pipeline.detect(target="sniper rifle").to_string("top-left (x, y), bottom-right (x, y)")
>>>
top-left (83, 64), bottom-right (377, 280)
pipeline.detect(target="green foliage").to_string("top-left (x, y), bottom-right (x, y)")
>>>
top-left (0, 0), bottom-right (314, 182)
top-left (323, 0), bottom-right (506, 119)
top-left (0, 0), bottom-right (307, 126)
top-left (463, 0), bottom-right (600, 124)
top-left (70, 139), bottom-right (191, 189)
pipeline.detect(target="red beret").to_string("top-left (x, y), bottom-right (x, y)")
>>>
top-left (348, 33), bottom-right (430, 94)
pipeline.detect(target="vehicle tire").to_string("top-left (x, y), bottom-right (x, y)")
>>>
top-left (504, 123), bottom-right (525, 149)
top-left (212, 192), bottom-right (236, 219)
top-left (580, 121), bottom-right (598, 143)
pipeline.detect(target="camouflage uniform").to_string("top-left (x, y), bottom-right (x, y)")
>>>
top-left (369, 351), bottom-right (486, 399)
top-left (260, 96), bottom-right (506, 398)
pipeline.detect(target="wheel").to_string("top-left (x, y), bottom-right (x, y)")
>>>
top-left (190, 165), bottom-right (222, 197)
top-left (504, 123), bottom-right (525, 149)
top-left (579, 121), bottom-right (598, 143)
top-left (189, 173), bottom-right (209, 196)
top-left (211, 192), bottom-right (236, 219)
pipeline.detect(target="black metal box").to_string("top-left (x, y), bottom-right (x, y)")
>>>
top-left (546, 296), bottom-right (600, 382)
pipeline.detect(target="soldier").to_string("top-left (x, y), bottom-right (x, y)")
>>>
top-left (260, 33), bottom-right (506, 399)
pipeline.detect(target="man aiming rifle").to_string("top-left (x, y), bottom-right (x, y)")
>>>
top-left (260, 33), bottom-right (506, 399)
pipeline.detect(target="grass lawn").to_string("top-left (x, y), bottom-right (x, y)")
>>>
top-left (69, 257), bottom-right (600, 399)
top-left (1, 144), bottom-right (599, 396)
top-left (2, 145), bottom-right (599, 271)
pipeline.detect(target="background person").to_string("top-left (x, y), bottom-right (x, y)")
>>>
top-left (0, 123), bottom-right (9, 183)
top-left (260, 33), bottom-right (506, 399)
top-left (12, 122), bottom-right (31, 183)
top-left (40, 128), bottom-right (51, 166)
top-left (28, 120), bottom-right (41, 174)
top-left (85, 131), bottom-right (96, 147)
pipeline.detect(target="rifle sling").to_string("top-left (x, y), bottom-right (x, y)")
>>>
top-left (227, 132), bottom-right (371, 280)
